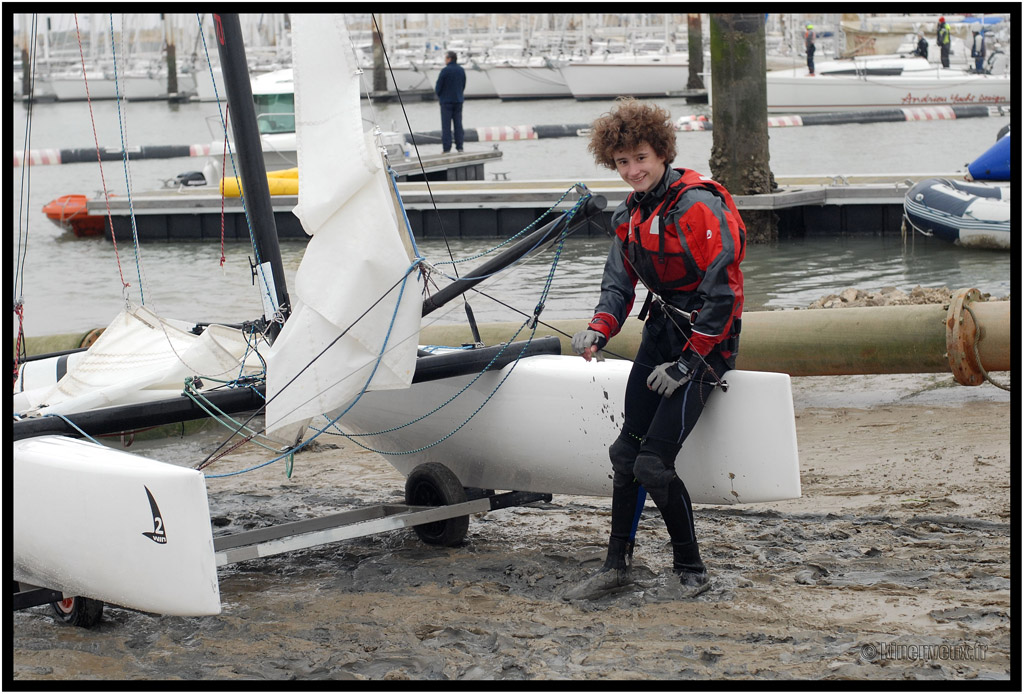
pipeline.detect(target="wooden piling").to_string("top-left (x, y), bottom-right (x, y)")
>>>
top-left (163, 14), bottom-right (178, 96)
top-left (708, 14), bottom-right (777, 243)
top-left (372, 15), bottom-right (386, 95)
top-left (687, 14), bottom-right (705, 91)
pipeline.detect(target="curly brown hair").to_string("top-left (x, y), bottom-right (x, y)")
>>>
top-left (587, 97), bottom-right (677, 170)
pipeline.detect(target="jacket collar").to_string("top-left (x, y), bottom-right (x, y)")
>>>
top-left (630, 166), bottom-right (682, 215)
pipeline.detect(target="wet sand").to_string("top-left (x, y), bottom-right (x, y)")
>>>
top-left (12, 372), bottom-right (1012, 681)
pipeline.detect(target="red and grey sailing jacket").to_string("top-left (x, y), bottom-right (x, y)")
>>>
top-left (587, 167), bottom-right (745, 358)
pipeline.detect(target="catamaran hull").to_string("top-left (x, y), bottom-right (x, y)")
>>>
top-left (341, 355), bottom-right (801, 505)
top-left (13, 436), bottom-right (221, 616)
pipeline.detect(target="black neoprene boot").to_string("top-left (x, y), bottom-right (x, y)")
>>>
top-left (671, 541), bottom-right (711, 599)
top-left (563, 537), bottom-right (634, 600)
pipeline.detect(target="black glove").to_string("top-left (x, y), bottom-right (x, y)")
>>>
top-left (646, 351), bottom-right (702, 398)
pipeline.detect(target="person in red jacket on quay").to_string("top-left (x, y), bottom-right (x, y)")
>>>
top-left (565, 98), bottom-right (745, 601)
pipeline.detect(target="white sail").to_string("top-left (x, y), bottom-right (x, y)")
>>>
top-left (263, 15), bottom-right (423, 444)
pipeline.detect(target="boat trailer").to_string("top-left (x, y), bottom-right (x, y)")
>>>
top-left (14, 478), bottom-right (551, 627)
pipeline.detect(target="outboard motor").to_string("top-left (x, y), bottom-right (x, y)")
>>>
top-left (174, 171), bottom-right (208, 187)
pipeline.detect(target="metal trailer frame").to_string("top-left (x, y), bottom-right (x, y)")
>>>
top-left (213, 489), bottom-right (551, 567)
top-left (12, 489), bottom-right (551, 617)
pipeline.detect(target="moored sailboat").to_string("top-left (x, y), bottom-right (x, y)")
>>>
top-left (760, 54), bottom-right (1012, 113)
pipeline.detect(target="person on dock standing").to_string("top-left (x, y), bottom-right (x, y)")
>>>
top-left (937, 17), bottom-right (951, 68)
top-left (971, 30), bottom-right (987, 73)
top-left (435, 50), bottom-right (466, 153)
top-left (565, 98), bottom-right (745, 601)
top-left (804, 24), bottom-right (816, 75)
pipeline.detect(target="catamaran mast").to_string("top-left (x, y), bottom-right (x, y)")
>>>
top-left (213, 13), bottom-right (290, 340)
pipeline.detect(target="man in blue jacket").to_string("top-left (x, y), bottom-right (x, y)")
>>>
top-left (435, 51), bottom-right (466, 153)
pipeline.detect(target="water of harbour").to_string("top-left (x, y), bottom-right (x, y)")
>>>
top-left (12, 98), bottom-right (1012, 338)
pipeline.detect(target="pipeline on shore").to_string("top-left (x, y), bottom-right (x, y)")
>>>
top-left (18, 290), bottom-right (1010, 389)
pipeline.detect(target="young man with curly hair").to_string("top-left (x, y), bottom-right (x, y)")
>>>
top-left (565, 98), bottom-right (746, 601)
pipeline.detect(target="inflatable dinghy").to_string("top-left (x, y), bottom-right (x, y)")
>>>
top-left (903, 178), bottom-right (1010, 250)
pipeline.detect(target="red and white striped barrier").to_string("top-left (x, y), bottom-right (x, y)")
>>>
top-left (900, 106), bottom-right (957, 121)
top-left (13, 149), bottom-right (62, 166)
top-left (767, 115), bottom-right (805, 127)
top-left (676, 115), bottom-right (711, 131)
top-left (14, 143), bottom-right (215, 167)
top-left (476, 125), bottom-right (537, 142)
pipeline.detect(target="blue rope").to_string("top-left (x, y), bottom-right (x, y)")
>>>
top-left (321, 199), bottom-right (581, 455)
top-left (30, 414), bottom-right (104, 446)
top-left (204, 258), bottom-right (422, 478)
top-left (205, 190), bottom-right (583, 476)
top-left (429, 192), bottom-right (588, 285)
top-left (325, 317), bottom-right (534, 451)
top-left (431, 184), bottom-right (581, 268)
top-left (108, 13), bottom-right (145, 306)
top-left (193, 14), bottom-right (275, 315)
top-left (388, 166), bottom-right (422, 259)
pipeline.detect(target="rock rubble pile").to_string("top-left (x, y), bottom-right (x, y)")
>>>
top-left (807, 286), bottom-right (1008, 309)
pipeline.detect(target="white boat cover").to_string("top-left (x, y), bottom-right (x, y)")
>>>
top-left (263, 15), bottom-right (423, 444)
top-left (15, 305), bottom-right (263, 416)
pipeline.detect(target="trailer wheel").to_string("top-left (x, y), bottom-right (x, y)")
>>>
top-left (405, 463), bottom-right (469, 547)
top-left (51, 595), bottom-right (104, 628)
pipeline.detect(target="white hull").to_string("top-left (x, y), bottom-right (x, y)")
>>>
top-left (341, 356), bottom-right (801, 505)
top-left (386, 64), bottom-right (435, 94)
top-left (14, 436), bottom-right (221, 616)
top-left (559, 54), bottom-right (689, 100)
top-left (763, 56), bottom-right (1012, 113)
top-left (426, 64), bottom-right (497, 99)
top-left (485, 60), bottom-right (572, 100)
top-left (50, 72), bottom-right (118, 100)
top-left (50, 73), bottom-right (195, 101)
top-left (190, 66), bottom-right (224, 101)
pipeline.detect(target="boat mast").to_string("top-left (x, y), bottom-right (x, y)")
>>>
top-left (213, 13), bottom-right (290, 340)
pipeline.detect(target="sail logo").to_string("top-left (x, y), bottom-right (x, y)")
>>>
top-left (142, 486), bottom-right (167, 544)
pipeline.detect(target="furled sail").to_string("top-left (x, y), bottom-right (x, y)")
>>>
top-left (14, 305), bottom-right (264, 417)
top-left (264, 15), bottom-right (423, 444)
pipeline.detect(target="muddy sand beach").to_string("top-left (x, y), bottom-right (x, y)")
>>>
top-left (12, 365), bottom-right (1012, 682)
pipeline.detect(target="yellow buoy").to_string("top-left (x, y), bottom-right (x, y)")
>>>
top-left (219, 167), bottom-right (299, 197)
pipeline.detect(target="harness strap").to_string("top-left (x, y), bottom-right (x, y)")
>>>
top-left (637, 292), bottom-right (655, 321)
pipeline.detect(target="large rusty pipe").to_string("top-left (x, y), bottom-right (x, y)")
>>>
top-left (419, 292), bottom-right (1010, 383)
top-left (969, 301), bottom-right (1011, 372)
top-left (20, 292), bottom-right (1010, 383)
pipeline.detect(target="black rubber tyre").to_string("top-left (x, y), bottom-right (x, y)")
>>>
top-left (51, 595), bottom-right (104, 628)
top-left (405, 462), bottom-right (470, 546)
